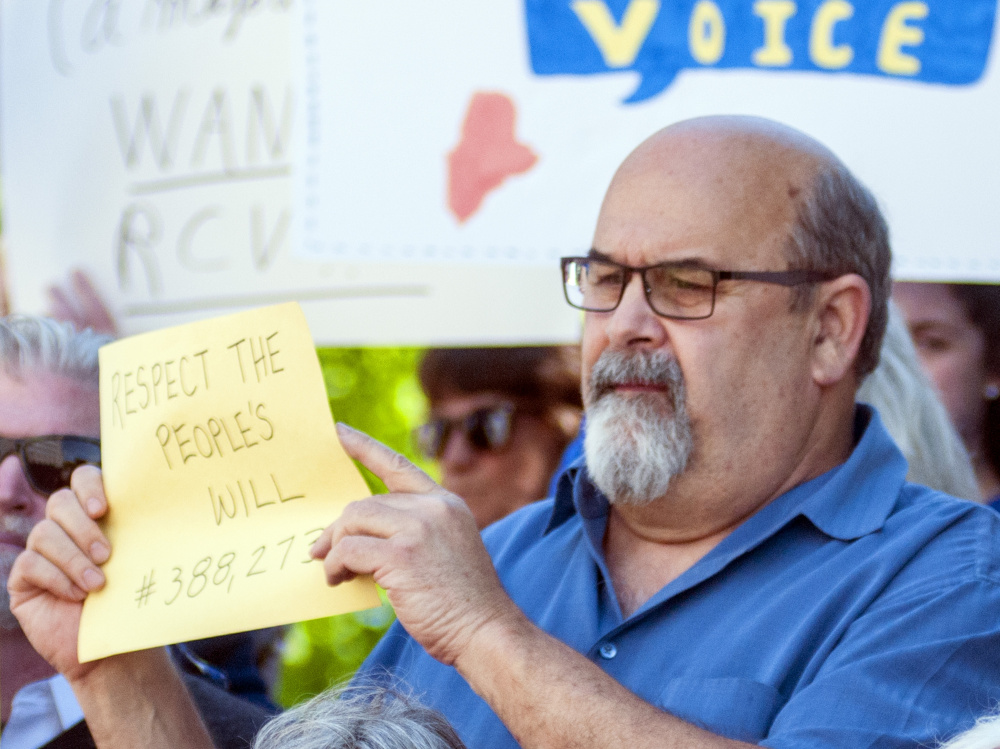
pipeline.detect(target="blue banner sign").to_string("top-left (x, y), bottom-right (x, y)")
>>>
top-left (525, 0), bottom-right (997, 102)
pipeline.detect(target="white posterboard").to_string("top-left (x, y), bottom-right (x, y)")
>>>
top-left (0, 0), bottom-right (577, 345)
top-left (2, 2), bottom-right (998, 348)
top-left (297, 0), bottom-right (1000, 282)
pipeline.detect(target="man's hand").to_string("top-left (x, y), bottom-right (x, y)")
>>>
top-left (46, 269), bottom-right (120, 337)
top-left (311, 423), bottom-right (525, 666)
top-left (9, 465), bottom-right (217, 748)
top-left (315, 427), bottom-right (750, 749)
top-left (8, 465), bottom-right (111, 681)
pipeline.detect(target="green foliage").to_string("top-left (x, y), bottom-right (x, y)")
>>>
top-left (319, 346), bottom-right (437, 486)
top-left (275, 346), bottom-right (431, 707)
top-left (278, 592), bottom-right (397, 706)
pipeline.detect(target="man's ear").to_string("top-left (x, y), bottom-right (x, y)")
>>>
top-left (810, 273), bottom-right (871, 387)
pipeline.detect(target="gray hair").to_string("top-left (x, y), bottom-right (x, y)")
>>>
top-left (787, 164), bottom-right (892, 378)
top-left (252, 684), bottom-right (467, 749)
top-left (857, 303), bottom-right (980, 501)
top-left (0, 315), bottom-right (111, 385)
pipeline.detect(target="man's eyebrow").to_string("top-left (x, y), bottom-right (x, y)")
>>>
top-left (586, 248), bottom-right (715, 270)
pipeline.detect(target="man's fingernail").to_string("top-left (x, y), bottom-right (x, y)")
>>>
top-left (90, 541), bottom-right (110, 563)
top-left (83, 568), bottom-right (104, 590)
top-left (87, 498), bottom-right (102, 515)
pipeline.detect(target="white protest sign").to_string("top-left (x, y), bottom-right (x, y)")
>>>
top-left (298, 0), bottom-right (1000, 282)
top-left (0, 0), bottom-right (577, 345)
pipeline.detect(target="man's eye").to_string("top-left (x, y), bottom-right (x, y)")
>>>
top-left (671, 277), bottom-right (708, 291)
top-left (666, 274), bottom-right (711, 292)
top-left (590, 269), bottom-right (623, 286)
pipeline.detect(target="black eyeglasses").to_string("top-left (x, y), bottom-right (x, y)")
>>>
top-left (414, 404), bottom-right (515, 460)
top-left (561, 255), bottom-right (839, 320)
top-left (0, 435), bottom-right (102, 495)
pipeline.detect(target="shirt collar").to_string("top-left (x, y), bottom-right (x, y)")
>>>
top-left (547, 455), bottom-right (596, 533)
top-left (547, 405), bottom-right (906, 542)
top-left (794, 405), bottom-right (907, 540)
top-left (49, 674), bottom-right (85, 729)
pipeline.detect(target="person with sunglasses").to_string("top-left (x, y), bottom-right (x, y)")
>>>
top-left (13, 117), bottom-right (1000, 749)
top-left (415, 346), bottom-right (582, 529)
top-left (1, 316), bottom-right (107, 747)
top-left (0, 315), bottom-right (271, 749)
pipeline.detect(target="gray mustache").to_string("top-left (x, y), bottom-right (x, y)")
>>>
top-left (1, 515), bottom-right (36, 539)
top-left (587, 350), bottom-right (684, 402)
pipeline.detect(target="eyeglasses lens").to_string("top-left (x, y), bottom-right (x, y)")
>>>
top-left (22, 437), bottom-right (102, 495)
top-left (417, 406), bottom-right (514, 459)
top-left (564, 259), bottom-right (622, 312)
top-left (645, 265), bottom-right (715, 318)
top-left (415, 422), bottom-right (447, 460)
top-left (464, 408), bottom-right (513, 452)
top-left (564, 258), bottom-right (716, 319)
top-left (481, 408), bottom-right (513, 448)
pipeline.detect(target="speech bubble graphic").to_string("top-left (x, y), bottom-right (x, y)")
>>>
top-left (525, 0), bottom-right (997, 103)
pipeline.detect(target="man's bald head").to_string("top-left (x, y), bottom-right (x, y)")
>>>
top-left (600, 115), bottom-right (890, 378)
top-left (617, 115), bottom-right (838, 182)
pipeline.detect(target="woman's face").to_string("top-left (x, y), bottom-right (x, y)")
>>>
top-left (428, 392), bottom-right (567, 529)
top-left (892, 282), bottom-right (997, 448)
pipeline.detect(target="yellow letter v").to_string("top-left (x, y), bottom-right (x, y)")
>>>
top-left (571, 0), bottom-right (661, 68)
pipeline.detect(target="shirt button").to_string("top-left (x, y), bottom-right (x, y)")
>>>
top-left (599, 642), bottom-right (618, 659)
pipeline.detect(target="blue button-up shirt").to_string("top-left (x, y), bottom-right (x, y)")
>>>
top-left (360, 408), bottom-right (1000, 748)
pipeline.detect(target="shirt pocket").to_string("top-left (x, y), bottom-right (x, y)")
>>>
top-left (656, 677), bottom-right (783, 743)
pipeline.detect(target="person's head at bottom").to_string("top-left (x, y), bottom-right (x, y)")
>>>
top-left (415, 346), bottom-right (582, 528)
top-left (936, 711), bottom-right (1000, 749)
top-left (253, 683), bottom-right (466, 749)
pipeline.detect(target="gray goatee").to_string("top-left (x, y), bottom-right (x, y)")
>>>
top-left (583, 349), bottom-right (693, 506)
top-left (0, 515), bottom-right (36, 630)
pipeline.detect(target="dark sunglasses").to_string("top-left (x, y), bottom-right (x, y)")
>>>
top-left (414, 403), bottom-right (515, 460)
top-left (0, 435), bottom-right (102, 495)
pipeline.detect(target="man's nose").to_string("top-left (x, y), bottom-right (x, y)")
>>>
top-left (438, 427), bottom-right (477, 472)
top-left (0, 453), bottom-right (34, 512)
top-left (603, 274), bottom-right (670, 350)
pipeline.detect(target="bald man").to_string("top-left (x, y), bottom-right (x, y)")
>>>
top-left (12, 117), bottom-right (1000, 748)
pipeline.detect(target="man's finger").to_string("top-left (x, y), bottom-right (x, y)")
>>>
top-left (46, 487), bottom-right (111, 566)
top-left (322, 535), bottom-right (389, 587)
top-left (8, 548), bottom-right (88, 603)
top-left (309, 494), bottom-right (434, 560)
top-left (46, 284), bottom-right (77, 321)
top-left (70, 465), bottom-right (109, 520)
top-left (336, 423), bottom-right (440, 494)
top-left (26, 518), bottom-right (106, 593)
top-left (69, 269), bottom-right (119, 336)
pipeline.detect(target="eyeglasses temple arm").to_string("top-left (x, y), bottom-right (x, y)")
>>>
top-left (720, 270), bottom-right (835, 286)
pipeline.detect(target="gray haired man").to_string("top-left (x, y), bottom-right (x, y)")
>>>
top-left (0, 315), bottom-right (269, 749)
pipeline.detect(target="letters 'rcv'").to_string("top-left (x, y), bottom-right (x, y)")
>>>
top-left (525, 0), bottom-right (996, 102)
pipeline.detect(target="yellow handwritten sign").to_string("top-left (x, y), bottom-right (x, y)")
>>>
top-left (80, 302), bottom-right (379, 662)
